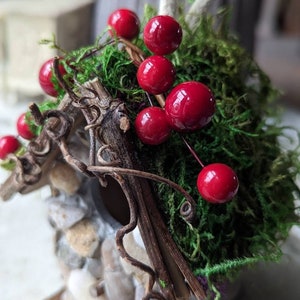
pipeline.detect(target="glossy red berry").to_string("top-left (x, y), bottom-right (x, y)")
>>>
top-left (16, 113), bottom-right (36, 140)
top-left (165, 81), bottom-right (216, 132)
top-left (0, 135), bottom-right (20, 160)
top-left (107, 8), bottom-right (140, 40)
top-left (197, 163), bottom-right (239, 204)
top-left (135, 106), bottom-right (172, 145)
top-left (137, 55), bottom-right (176, 95)
top-left (38, 58), bottom-right (67, 97)
top-left (143, 15), bottom-right (182, 55)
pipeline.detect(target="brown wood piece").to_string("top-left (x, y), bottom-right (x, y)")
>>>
top-left (0, 76), bottom-right (206, 299)
top-left (87, 79), bottom-right (206, 299)
top-left (0, 93), bottom-right (84, 201)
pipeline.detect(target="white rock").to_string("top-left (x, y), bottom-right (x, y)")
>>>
top-left (68, 269), bottom-right (105, 300)
top-left (120, 230), bottom-right (151, 289)
top-left (134, 280), bottom-right (146, 300)
top-left (48, 198), bottom-right (87, 230)
top-left (132, 226), bottom-right (145, 249)
top-left (101, 237), bottom-right (135, 300)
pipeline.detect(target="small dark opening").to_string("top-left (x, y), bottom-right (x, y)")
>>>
top-left (96, 176), bottom-right (130, 226)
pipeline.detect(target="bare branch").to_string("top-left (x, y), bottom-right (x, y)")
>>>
top-left (158, 0), bottom-right (179, 17)
top-left (186, 0), bottom-right (212, 28)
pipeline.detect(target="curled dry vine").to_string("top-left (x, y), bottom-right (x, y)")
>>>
top-left (0, 37), bottom-right (208, 299)
top-left (51, 51), bottom-right (205, 299)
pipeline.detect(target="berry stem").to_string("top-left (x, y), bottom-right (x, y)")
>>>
top-left (121, 38), bottom-right (166, 108)
top-left (155, 94), bottom-right (166, 108)
top-left (181, 135), bottom-right (205, 168)
top-left (120, 37), bottom-right (145, 66)
top-left (79, 39), bottom-right (115, 61)
top-left (145, 93), bottom-right (154, 106)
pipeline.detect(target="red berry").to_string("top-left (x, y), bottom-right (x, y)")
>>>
top-left (137, 55), bottom-right (176, 95)
top-left (143, 15), bottom-right (182, 55)
top-left (197, 163), bottom-right (239, 204)
top-left (0, 135), bottom-right (20, 160)
top-left (165, 81), bottom-right (216, 132)
top-left (108, 8), bottom-right (140, 40)
top-left (135, 106), bottom-right (172, 145)
top-left (16, 113), bottom-right (36, 140)
top-left (38, 58), bottom-right (67, 97)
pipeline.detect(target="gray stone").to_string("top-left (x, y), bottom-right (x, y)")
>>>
top-left (47, 197), bottom-right (87, 230)
top-left (56, 234), bottom-right (85, 270)
top-left (86, 258), bottom-right (103, 279)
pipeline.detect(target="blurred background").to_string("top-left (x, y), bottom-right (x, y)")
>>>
top-left (0, 0), bottom-right (300, 299)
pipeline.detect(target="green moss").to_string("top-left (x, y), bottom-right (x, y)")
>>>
top-left (141, 12), bottom-right (300, 284)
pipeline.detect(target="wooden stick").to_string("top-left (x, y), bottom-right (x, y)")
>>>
top-left (158, 0), bottom-right (179, 17)
top-left (186, 0), bottom-right (212, 28)
top-left (0, 93), bottom-right (83, 201)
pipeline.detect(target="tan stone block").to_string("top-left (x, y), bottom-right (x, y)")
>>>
top-left (66, 219), bottom-right (100, 257)
top-left (0, 0), bottom-right (94, 97)
top-left (49, 162), bottom-right (81, 195)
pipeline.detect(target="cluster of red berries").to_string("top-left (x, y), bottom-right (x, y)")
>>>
top-left (0, 56), bottom-right (67, 161)
top-left (0, 113), bottom-right (36, 160)
top-left (108, 11), bottom-right (216, 143)
top-left (108, 9), bottom-right (239, 204)
top-left (0, 8), bottom-right (239, 204)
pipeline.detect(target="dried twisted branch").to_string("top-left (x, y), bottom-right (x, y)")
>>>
top-left (0, 37), bottom-right (207, 299)
top-left (54, 49), bottom-right (205, 298)
top-left (88, 165), bottom-right (196, 222)
top-left (52, 58), bottom-right (175, 299)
